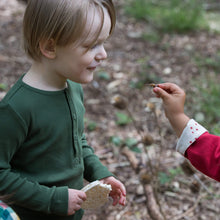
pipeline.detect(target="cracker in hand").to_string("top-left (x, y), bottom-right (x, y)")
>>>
top-left (81, 180), bottom-right (112, 209)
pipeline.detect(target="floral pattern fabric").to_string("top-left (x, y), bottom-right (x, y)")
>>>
top-left (0, 201), bottom-right (20, 220)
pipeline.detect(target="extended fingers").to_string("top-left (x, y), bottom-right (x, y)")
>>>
top-left (153, 83), bottom-right (185, 101)
top-left (110, 188), bottom-right (126, 206)
top-left (119, 193), bottom-right (126, 206)
top-left (157, 83), bottom-right (184, 94)
top-left (153, 86), bottom-right (170, 99)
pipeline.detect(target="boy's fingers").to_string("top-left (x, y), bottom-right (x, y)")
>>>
top-left (119, 194), bottom-right (126, 206)
top-left (120, 184), bottom-right (126, 196)
top-left (111, 195), bottom-right (119, 206)
top-left (79, 192), bottom-right (87, 201)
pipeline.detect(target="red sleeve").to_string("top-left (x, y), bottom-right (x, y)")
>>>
top-left (185, 132), bottom-right (220, 182)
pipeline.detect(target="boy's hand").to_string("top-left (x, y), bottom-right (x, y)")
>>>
top-left (100, 176), bottom-right (126, 206)
top-left (67, 189), bottom-right (86, 215)
top-left (153, 83), bottom-right (190, 137)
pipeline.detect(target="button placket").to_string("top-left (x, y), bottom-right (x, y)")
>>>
top-left (64, 90), bottom-right (77, 156)
top-left (65, 89), bottom-right (82, 163)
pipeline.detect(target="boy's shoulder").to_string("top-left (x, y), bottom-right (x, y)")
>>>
top-left (1, 75), bottom-right (25, 103)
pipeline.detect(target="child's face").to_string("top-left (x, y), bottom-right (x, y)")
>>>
top-left (53, 8), bottom-right (111, 84)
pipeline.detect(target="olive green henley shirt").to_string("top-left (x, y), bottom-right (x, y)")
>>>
top-left (0, 75), bottom-right (113, 220)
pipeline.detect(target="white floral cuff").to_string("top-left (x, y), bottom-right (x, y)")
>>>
top-left (176, 119), bottom-right (207, 155)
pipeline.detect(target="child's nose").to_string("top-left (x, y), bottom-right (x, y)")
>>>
top-left (96, 45), bottom-right (107, 61)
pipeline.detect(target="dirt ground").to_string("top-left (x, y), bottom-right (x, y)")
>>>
top-left (0, 1), bottom-right (220, 220)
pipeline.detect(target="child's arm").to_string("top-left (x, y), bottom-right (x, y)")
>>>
top-left (185, 131), bottom-right (220, 182)
top-left (0, 104), bottom-right (69, 216)
top-left (81, 133), bottom-right (114, 180)
top-left (153, 83), bottom-right (220, 182)
top-left (81, 135), bottom-right (126, 205)
top-left (153, 83), bottom-right (190, 137)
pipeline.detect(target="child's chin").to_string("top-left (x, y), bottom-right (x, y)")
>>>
top-left (82, 75), bottom-right (94, 84)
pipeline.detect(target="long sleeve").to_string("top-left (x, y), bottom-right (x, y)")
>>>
top-left (82, 134), bottom-right (113, 182)
top-left (0, 103), bottom-right (69, 215)
top-left (176, 119), bottom-right (220, 182)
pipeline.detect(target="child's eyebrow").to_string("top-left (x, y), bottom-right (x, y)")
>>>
top-left (87, 36), bottom-right (109, 46)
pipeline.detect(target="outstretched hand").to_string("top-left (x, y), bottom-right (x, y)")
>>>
top-left (100, 176), bottom-right (126, 206)
top-left (153, 83), bottom-right (190, 137)
top-left (153, 83), bottom-right (186, 116)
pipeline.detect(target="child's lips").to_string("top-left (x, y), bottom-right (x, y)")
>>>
top-left (87, 64), bottom-right (100, 71)
top-left (87, 67), bottom-right (96, 71)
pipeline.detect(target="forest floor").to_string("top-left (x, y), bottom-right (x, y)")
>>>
top-left (0, 0), bottom-right (220, 220)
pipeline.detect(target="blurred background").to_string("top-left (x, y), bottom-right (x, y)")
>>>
top-left (0, 0), bottom-right (219, 219)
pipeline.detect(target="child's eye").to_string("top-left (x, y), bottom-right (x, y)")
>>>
top-left (90, 43), bottom-right (100, 50)
top-left (88, 40), bottom-right (107, 51)
top-left (91, 44), bottom-right (98, 49)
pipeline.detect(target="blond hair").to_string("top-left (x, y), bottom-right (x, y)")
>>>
top-left (23, 0), bottom-right (116, 61)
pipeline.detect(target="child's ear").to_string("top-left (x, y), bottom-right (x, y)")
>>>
top-left (39, 39), bottom-right (56, 59)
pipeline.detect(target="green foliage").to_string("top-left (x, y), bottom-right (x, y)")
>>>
top-left (158, 172), bottom-right (171, 185)
top-left (125, 0), bottom-right (155, 21)
top-left (110, 136), bottom-right (141, 153)
top-left (110, 136), bottom-right (123, 146)
top-left (194, 51), bottom-right (220, 73)
top-left (84, 118), bottom-right (97, 131)
top-left (125, 138), bottom-right (141, 153)
top-left (125, 0), bottom-right (207, 33)
top-left (129, 56), bottom-right (164, 89)
top-left (115, 112), bottom-right (132, 126)
top-left (212, 123), bottom-right (220, 136)
top-left (125, 137), bottom-right (138, 148)
top-left (158, 167), bottom-right (183, 185)
top-left (97, 71), bottom-right (111, 81)
top-left (189, 73), bottom-right (220, 134)
top-left (0, 83), bottom-right (8, 91)
top-left (206, 12), bottom-right (220, 33)
top-left (142, 30), bottom-right (161, 43)
top-left (130, 72), bottom-right (164, 89)
top-left (189, 50), bottom-right (220, 134)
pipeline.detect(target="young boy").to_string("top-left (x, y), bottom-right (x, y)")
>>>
top-left (153, 83), bottom-right (220, 182)
top-left (0, 0), bottom-right (126, 219)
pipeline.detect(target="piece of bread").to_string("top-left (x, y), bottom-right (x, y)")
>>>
top-left (81, 180), bottom-right (112, 209)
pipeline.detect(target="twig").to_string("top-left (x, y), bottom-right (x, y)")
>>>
top-left (144, 184), bottom-right (165, 220)
top-left (108, 162), bottom-right (130, 169)
top-left (126, 107), bottom-right (155, 175)
top-left (193, 174), bottom-right (213, 195)
top-left (121, 147), bottom-right (139, 171)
